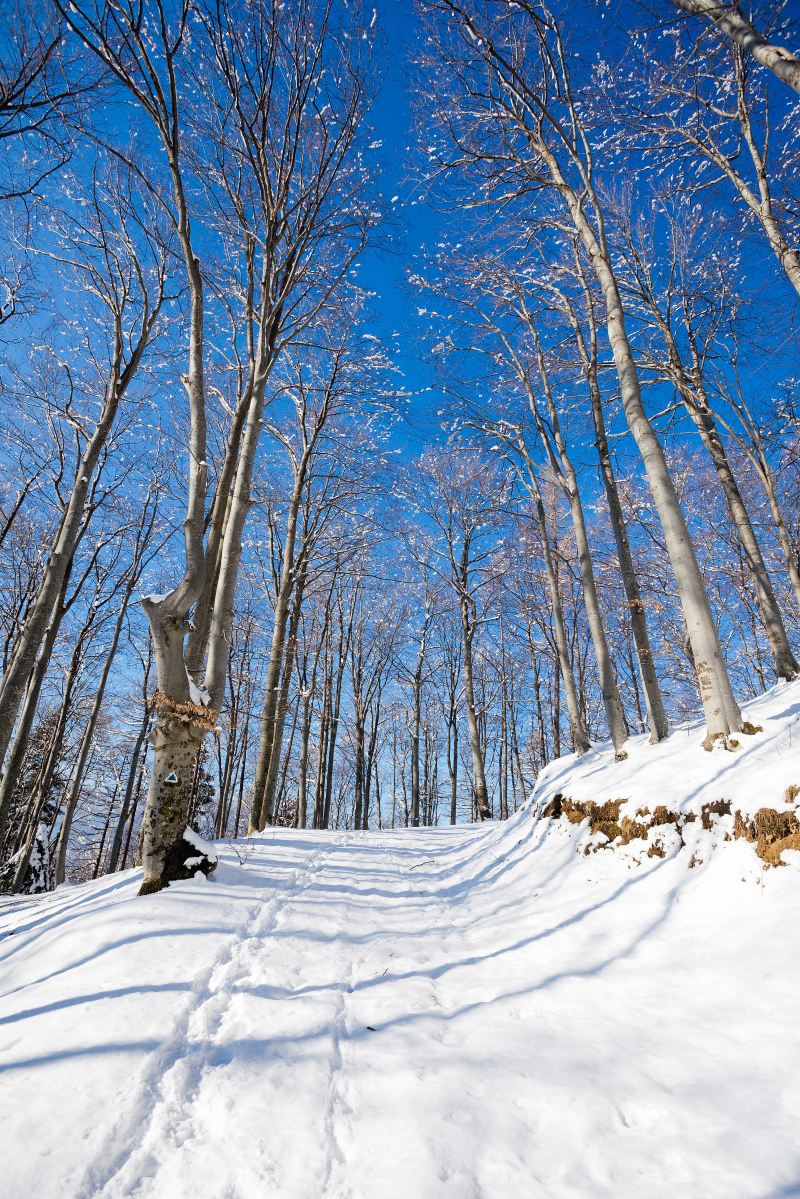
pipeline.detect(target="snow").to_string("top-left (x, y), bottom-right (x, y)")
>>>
top-left (186, 671), bottom-right (211, 709)
top-left (534, 678), bottom-right (800, 822)
top-left (1, 683), bottom-right (799, 1198)
top-left (182, 826), bottom-right (217, 867)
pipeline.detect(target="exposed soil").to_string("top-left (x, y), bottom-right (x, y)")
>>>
top-left (542, 788), bottom-right (800, 867)
top-left (733, 798), bottom-right (800, 866)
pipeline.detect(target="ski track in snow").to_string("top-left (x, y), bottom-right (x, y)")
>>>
top-left (320, 963), bottom-right (353, 1199)
top-left (82, 840), bottom-right (338, 1199)
top-left (3, 681), bottom-right (800, 1198)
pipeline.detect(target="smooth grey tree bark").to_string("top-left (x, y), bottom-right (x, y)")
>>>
top-left (248, 372), bottom-right (338, 831)
top-left (435, 0), bottom-right (743, 742)
top-left (525, 462), bottom-right (591, 757)
top-left (507, 313), bottom-right (630, 757)
top-left (459, 575), bottom-right (491, 820)
top-left (617, 213), bottom-right (798, 682)
top-left (261, 575), bottom-right (306, 829)
top-left (559, 271), bottom-right (670, 742)
top-left (52, 492), bottom-right (159, 884)
top-left (0, 246), bottom-right (162, 782)
top-left (408, 598), bottom-right (433, 828)
top-left (670, 0), bottom-right (800, 94)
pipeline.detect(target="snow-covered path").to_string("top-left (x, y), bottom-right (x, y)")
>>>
top-left (2, 798), bottom-right (800, 1199)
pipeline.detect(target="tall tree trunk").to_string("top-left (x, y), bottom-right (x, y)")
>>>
top-left (109, 704), bottom-right (151, 874)
top-left (320, 609), bottom-right (351, 831)
top-left (645, 279), bottom-right (798, 683)
top-left (313, 662), bottom-right (331, 830)
top-left (353, 710), bottom-right (365, 831)
top-left (670, 0), bottom-right (800, 95)
top-left (215, 698), bottom-right (240, 839)
top-left (409, 607), bottom-right (430, 828)
top-left (139, 602), bottom-right (208, 895)
top-left (410, 679), bottom-right (422, 828)
top-left (259, 575), bottom-right (306, 828)
top-left (586, 374), bottom-right (670, 742)
top-left (138, 207), bottom-right (210, 892)
top-left (249, 492), bottom-right (306, 832)
top-left (0, 344), bottom-right (131, 773)
top-left (11, 624), bottom-right (89, 890)
top-left (52, 580), bottom-right (131, 885)
top-left (470, 26), bottom-right (743, 739)
top-left (557, 274), bottom-right (669, 741)
top-left (373, 751), bottom-right (382, 830)
top-left (531, 479), bottom-right (591, 755)
top-left (0, 564), bottom-right (72, 851)
top-left (685, 398), bottom-right (797, 680)
top-left (562, 466), bottom-right (629, 756)
top-left (363, 705), bottom-right (380, 832)
top-left (448, 714), bottom-right (458, 825)
top-left (232, 720), bottom-right (249, 840)
top-left (460, 606), bottom-right (490, 820)
top-left (759, 466), bottom-right (800, 615)
top-left (561, 188), bottom-right (742, 738)
top-left (296, 692), bottom-right (312, 829)
top-left (513, 327), bottom-right (630, 754)
top-left (92, 785), bottom-right (118, 879)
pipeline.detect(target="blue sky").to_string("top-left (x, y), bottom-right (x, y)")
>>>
top-left (354, 0), bottom-right (800, 478)
top-left (355, 0), bottom-right (447, 454)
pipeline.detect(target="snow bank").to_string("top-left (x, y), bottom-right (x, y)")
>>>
top-left (532, 677), bottom-right (800, 822)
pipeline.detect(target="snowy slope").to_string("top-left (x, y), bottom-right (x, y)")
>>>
top-left (2, 684), bottom-right (800, 1199)
top-left (534, 678), bottom-right (800, 822)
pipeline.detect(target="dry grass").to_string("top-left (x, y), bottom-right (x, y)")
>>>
top-left (543, 788), bottom-right (800, 867)
top-left (701, 800), bottom-right (732, 830)
top-left (734, 798), bottom-right (800, 866)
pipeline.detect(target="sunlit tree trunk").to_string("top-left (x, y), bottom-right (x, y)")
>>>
top-left (109, 679), bottom-right (152, 874)
top-left (529, 471), bottom-right (590, 756)
top-left (670, 0), bottom-right (800, 94)
top-left (460, 583), bottom-right (491, 820)
top-left (435, 0), bottom-right (743, 742)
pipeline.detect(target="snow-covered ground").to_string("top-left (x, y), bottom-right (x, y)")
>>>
top-left (536, 677), bottom-right (800, 823)
top-left (2, 683), bottom-right (800, 1198)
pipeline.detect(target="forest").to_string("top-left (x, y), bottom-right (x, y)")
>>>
top-left (1, 0), bottom-right (799, 896)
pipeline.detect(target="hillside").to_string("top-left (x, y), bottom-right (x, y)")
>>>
top-left (2, 682), bottom-right (800, 1198)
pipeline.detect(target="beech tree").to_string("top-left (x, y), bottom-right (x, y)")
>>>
top-left (628, 22), bottom-right (800, 301)
top-left (423, 0), bottom-right (746, 746)
top-left (409, 449), bottom-right (511, 820)
top-left (62, 0), bottom-right (377, 891)
top-left (248, 324), bottom-right (389, 831)
top-left (669, 0), bottom-right (800, 95)
top-left (614, 197), bottom-right (798, 681)
top-left (0, 171), bottom-right (170, 851)
top-left (426, 244), bottom-right (631, 755)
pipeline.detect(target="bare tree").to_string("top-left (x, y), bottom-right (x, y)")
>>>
top-left (412, 449), bottom-right (510, 819)
top-left (64, 0), bottom-right (376, 889)
top-left (248, 329), bottom-right (384, 830)
top-left (437, 246), bottom-right (631, 755)
top-left (669, 0), bottom-right (800, 94)
top-left (631, 27), bottom-right (800, 300)
top-left (0, 171), bottom-right (169, 852)
top-left (51, 480), bottom-right (162, 884)
top-left (616, 199), bottom-right (798, 680)
top-left (424, 0), bottom-right (745, 745)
